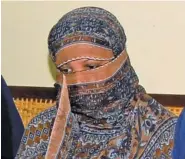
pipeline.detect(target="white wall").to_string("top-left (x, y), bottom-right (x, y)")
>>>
top-left (2, 1), bottom-right (185, 94)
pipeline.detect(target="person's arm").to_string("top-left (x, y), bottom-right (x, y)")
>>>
top-left (1, 75), bottom-right (24, 158)
top-left (172, 108), bottom-right (185, 159)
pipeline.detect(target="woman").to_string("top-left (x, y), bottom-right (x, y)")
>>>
top-left (172, 108), bottom-right (185, 159)
top-left (16, 7), bottom-right (177, 158)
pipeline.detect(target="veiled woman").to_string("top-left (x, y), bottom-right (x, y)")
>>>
top-left (16, 7), bottom-right (177, 159)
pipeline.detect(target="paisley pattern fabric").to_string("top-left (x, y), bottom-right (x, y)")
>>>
top-left (48, 7), bottom-right (126, 61)
top-left (16, 7), bottom-right (177, 159)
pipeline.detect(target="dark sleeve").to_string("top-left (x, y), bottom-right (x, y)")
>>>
top-left (1, 75), bottom-right (24, 159)
top-left (172, 108), bottom-right (185, 159)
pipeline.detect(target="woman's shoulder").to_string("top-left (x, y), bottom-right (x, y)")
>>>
top-left (28, 105), bottom-right (57, 127)
top-left (16, 105), bottom-right (57, 158)
top-left (138, 97), bottom-right (178, 158)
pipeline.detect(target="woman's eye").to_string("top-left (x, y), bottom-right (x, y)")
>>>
top-left (86, 64), bottom-right (99, 70)
top-left (59, 68), bottom-right (73, 74)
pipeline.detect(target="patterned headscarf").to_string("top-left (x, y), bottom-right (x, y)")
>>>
top-left (16, 7), bottom-right (177, 159)
top-left (48, 7), bottom-right (126, 61)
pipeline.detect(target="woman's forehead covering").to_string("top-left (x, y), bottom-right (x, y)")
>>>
top-left (48, 7), bottom-right (127, 61)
